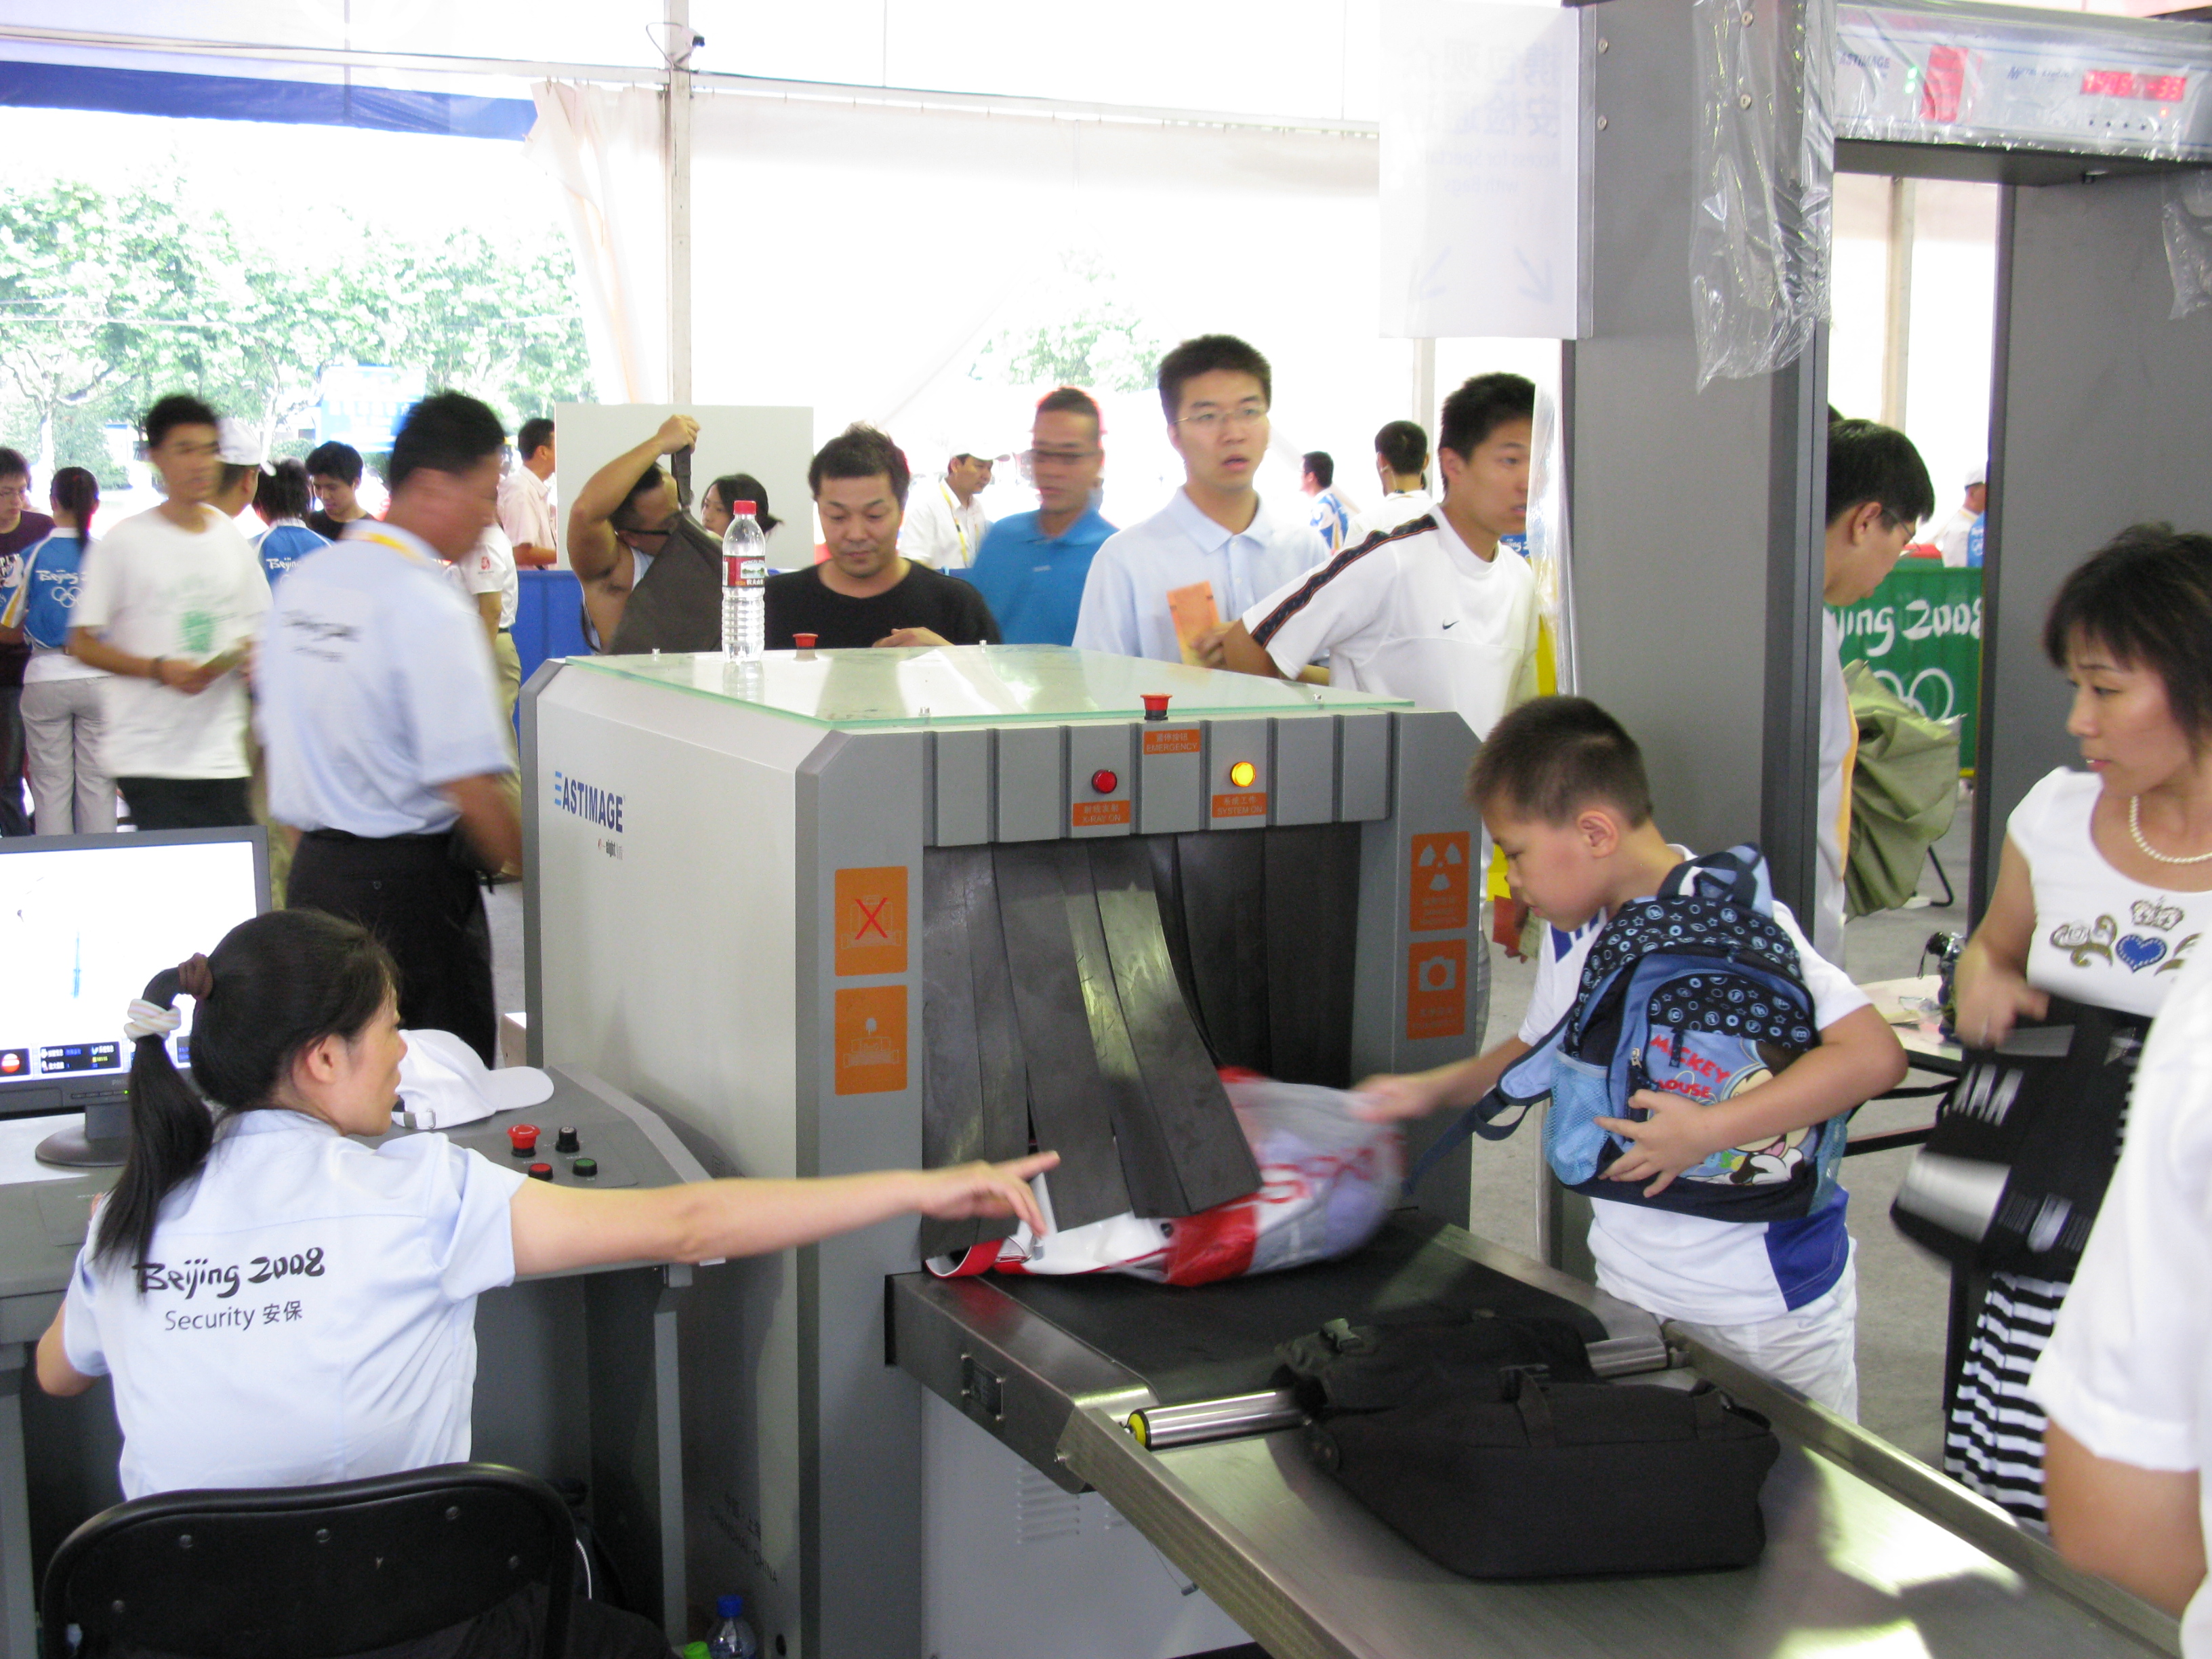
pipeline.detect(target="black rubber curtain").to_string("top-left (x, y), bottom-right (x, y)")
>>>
top-left (921, 825), bottom-right (1362, 1242)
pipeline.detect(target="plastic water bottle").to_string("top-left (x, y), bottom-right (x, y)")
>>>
top-left (708, 1593), bottom-right (758, 1659)
top-left (720, 504), bottom-right (768, 660)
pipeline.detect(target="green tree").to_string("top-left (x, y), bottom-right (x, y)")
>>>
top-left (0, 181), bottom-right (203, 474)
top-left (0, 176), bottom-right (594, 472)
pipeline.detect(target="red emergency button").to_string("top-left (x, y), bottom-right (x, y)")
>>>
top-left (1141, 693), bottom-right (1172, 722)
top-left (508, 1124), bottom-right (539, 1158)
top-left (1090, 769), bottom-right (1120, 795)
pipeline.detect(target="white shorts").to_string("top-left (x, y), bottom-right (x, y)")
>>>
top-left (1666, 1260), bottom-right (1860, 1421)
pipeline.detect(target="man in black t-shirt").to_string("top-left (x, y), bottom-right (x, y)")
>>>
top-left (765, 425), bottom-right (1001, 651)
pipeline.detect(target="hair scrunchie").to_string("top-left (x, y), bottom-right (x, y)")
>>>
top-left (124, 1001), bottom-right (183, 1042)
top-left (176, 954), bottom-right (214, 1000)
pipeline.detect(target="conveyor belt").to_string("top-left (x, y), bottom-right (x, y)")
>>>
top-left (891, 1213), bottom-right (2179, 1659)
top-left (991, 1210), bottom-right (1612, 1407)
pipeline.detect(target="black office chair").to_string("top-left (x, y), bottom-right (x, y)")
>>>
top-left (39, 1462), bottom-right (573, 1659)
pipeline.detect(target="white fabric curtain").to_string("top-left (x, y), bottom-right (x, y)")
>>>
top-left (684, 93), bottom-right (1386, 518)
top-left (526, 81), bottom-right (669, 403)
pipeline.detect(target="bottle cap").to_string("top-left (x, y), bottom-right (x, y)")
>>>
top-left (792, 634), bottom-right (818, 650)
top-left (734, 501), bottom-right (756, 514)
top-left (684, 1644), bottom-right (711, 1659)
top-left (716, 1594), bottom-right (745, 1619)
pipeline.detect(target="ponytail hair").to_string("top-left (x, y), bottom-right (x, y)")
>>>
top-left (94, 910), bottom-right (397, 1276)
top-left (49, 467), bottom-right (98, 540)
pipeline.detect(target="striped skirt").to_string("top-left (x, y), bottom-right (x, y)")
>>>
top-left (1943, 1270), bottom-right (2069, 1527)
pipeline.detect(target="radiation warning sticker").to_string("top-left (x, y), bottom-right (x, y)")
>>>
top-left (1409, 832), bottom-right (1470, 932)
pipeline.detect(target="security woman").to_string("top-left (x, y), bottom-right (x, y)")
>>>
top-left (37, 909), bottom-right (1052, 1651)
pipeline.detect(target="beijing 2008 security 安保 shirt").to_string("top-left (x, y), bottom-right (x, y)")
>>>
top-left (60, 1108), bottom-right (527, 1499)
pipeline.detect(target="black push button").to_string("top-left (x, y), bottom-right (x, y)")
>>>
top-left (554, 1127), bottom-right (581, 1153)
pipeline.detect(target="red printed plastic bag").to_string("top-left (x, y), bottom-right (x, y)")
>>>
top-left (928, 1071), bottom-right (1403, 1286)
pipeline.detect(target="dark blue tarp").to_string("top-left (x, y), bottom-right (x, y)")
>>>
top-left (0, 59), bottom-right (536, 140)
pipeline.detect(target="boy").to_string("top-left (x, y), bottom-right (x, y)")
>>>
top-left (1072, 334), bottom-right (1326, 663)
top-left (1817, 419), bottom-right (1934, 963)
top-left (1358, 697), bottom-right (1908, 1416)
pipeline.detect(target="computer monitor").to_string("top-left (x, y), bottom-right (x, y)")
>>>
top-left (0, 828), bottom-right (270, 1160)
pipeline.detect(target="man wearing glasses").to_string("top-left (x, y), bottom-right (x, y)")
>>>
top-left (567, 413), bottom-right (722, 653)
top-left (958, 388), bottom-right (1115, 647)
top-left (1072, 335), bottom-right (1326, 664)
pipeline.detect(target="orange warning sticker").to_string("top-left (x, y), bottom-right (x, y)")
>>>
top-left (834, 866), bottom-right (907, 977)
top-left (1211, 792), bottom-right (1268, 820)
top-left (1142, 728), bottom-right (1202, 756)
top-left (1071, 800), bottom-right (1132, 828)
top-left (1409, 832), bottom-right (1471, 933)
top-left (834, 985), bottom-right (907, 1094)
top-left (1406, 940), bottom-right (1468, 1042)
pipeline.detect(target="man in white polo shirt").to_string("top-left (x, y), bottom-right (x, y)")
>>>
top-left (1072, 334), bottom-right (1327, 663)
top-left (258, 390), bottom-right (519, 1064)
top-left (1216, 372), bottom-right (1540, 741)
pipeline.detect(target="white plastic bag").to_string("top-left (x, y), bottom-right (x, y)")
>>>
top-left (929, 1073), bottom-right (1403, 1287)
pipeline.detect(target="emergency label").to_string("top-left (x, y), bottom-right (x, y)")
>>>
top-left (834, 866), bottom-right (907, 977)
top-left (1143, 729), bottom-right (1202, 756)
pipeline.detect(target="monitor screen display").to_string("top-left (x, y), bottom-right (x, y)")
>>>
top-left (0, 830), bottom-right (267, 1109)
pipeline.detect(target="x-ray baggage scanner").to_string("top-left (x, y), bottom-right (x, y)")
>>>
top-left (522, 645), bottom-right (1493, 1657)
top-left (523, 645), bottom-right (2171, 1659)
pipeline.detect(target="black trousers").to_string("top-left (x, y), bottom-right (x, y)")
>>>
top-left (289, 830), bottom-right (497, 1064)
top-left (115, 775), bottom-right (254, 832)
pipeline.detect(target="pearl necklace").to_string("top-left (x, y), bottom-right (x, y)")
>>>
top-left (2129, 794), bottom-right (2212, 866)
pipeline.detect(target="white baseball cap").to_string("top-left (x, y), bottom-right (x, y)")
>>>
top-left (1964, 459), bottom-right (1987, 488)
top-left (217, 418), bottom-right (272, 472)
top-left (393, 1027), bottom-right (556, 1130)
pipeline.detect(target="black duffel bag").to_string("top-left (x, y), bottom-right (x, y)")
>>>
top-left (1891, 996), bottom-right (2150, 1277)
top-left (1279, 1315), bottom-right (1781, 1580)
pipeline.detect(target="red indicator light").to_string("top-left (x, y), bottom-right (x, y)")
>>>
top-left (1090, 769), bottom-right (1120, 794)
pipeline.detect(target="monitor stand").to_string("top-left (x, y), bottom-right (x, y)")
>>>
top-left (37, 1098), bottom-right (129, 1168)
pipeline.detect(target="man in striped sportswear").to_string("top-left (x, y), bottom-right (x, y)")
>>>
top-left (1217, 372), bottom-right (1540, 743)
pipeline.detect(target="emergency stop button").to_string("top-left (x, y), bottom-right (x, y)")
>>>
top-left (1090, 769), bottom-right (1119, 795)
top-left (508, 1124), bottom-right (539, 1158)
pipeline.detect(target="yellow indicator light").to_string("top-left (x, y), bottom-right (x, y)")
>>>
top-left (1229, 760), bottom-right (1258, 789)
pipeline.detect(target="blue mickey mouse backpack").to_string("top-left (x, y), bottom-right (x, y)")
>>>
top-left (1417, 846), bottom-right (1836, 1220)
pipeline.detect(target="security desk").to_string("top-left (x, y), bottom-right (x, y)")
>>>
top-left (0, 1067), bottom-right (714, 1659)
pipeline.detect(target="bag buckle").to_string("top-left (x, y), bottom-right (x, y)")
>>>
top-left (1321, 1318), bottom-right (1376, 1355)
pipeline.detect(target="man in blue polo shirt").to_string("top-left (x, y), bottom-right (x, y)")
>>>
top-left (960, 388), bottom-right (1115, 647)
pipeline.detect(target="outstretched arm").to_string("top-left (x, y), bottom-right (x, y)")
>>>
top-left (508, 1152), bottom-right (1059, 1277)
top-left (566, 415), bottom-right (697, 583)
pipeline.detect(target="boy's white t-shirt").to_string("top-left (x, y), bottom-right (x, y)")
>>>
top-left (1241, 511), bottom-right (1540, 741)
top-left (70, 506), bottom-right (272, 779)
top-left (1517, 886), bottom-right (1870, 1326)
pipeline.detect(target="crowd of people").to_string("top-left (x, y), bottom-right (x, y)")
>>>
top-left (9, 326), bottom-right (2212, 1642)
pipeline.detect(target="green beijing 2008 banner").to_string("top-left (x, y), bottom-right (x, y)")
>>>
top-left (1829, 562), bottom-right (1982, 769)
